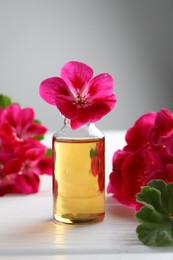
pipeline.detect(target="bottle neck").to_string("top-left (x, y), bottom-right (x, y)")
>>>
top-left (64, 117), bottom-right (71, 127)
top-left (63, 118), bottom-right (91, 129)
top-left (54, 118), bottom-right (104, 140)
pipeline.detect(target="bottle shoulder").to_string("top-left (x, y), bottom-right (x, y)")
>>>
top-left (53, 123), bottom-right (104, 140)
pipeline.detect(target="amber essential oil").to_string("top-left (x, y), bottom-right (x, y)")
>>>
top-left (52, 137), bottom-right (105, 224)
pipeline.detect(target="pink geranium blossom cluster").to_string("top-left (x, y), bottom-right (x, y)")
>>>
top-left (0, 97), bottom-right (52, 196)
top-left (107, 108), bottom-right (173, 210)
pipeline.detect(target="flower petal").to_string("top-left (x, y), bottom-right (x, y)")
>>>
top-left (166, 164), bottom-right (173, 182)
top-left (55, 95), bottom-right (78, 119)
top-left (125, 112), bottom-right (156, 151)
top-left (18, 108), bottom-right (34, 129)
top-left (155, 108), bottom-right (173, 136)
top-left (107, 150), bottom-right (129, 204)
top-left (39, 77), bottom-right (69, 105)
top-left (0, 122), bottom-right (17, 145)
top-left (88, 98), bottom-right (116, 121)
top-left (87, 73), bottom-right (114, 99)
top-left (27, 123), bottom-right (47, 136)
top-left (70, 111), bottom-right (89, 129)
top-left (107, 170), bottom-right (123, 200)
top-left (0, 104), bottom-right (20, 128)
top-left (16, 108), bottom-right (35, 137)
top-left (37, 157), bottom-right (52, 175)
top-left (70, 101), bottom-right (116, 130)
top-left (3, 158), bottom-right (22, 175)
top-left (25, 148), bottom-right (44, 161)
top-left (0, 151), bottom-right (13, 164)
top-left (60, 61), bottom-right (93, 92)
top-left (14, 173), bottom-right (40, 194)
top-left (0, 174), bottom-right (18, 196)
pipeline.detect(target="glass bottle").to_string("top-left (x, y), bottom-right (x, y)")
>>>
top-left (52, 118), bottom-right (105, 224)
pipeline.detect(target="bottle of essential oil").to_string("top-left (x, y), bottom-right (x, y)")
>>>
top-left (52, 118), bottom-right (105, 224)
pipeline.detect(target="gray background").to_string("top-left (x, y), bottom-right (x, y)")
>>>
top-left (0, 0), bottom-right (173, 131)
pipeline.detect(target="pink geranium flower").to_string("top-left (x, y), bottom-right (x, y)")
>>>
top-left (0, 156), bottom-right (40, 196)
top-left (0, 139), bottom-right (52, 196)
top-left (107, 108), bottom-right (173, 210)
top-left (39, 61), bottom-right (117, 129)
top-left (0, 100), bottom-right (52, 196)
top-left (0, 104), bottom-right (47, 143)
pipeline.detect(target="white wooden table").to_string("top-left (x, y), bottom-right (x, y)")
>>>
top-left (1, 131), bottom-right (173, 260)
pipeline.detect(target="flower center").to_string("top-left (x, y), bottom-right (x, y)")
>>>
top-left (76, 95), bottom-right (85, 106)
top-left (18, 161), bottom-right (31, 175)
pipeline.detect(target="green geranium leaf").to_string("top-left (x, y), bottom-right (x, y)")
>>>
top-left (0, 94), bottom-right (12, 108)
top-left (34, 119), bottom-right (44, 140)
top-left (34, 119), bottom-right (42, 124)
top-left (136, 180), bottom-right (173, 246)
top-left (46, 148), bottom-right (52, 157)
top-left (35, 135), bottom-right (44, 141)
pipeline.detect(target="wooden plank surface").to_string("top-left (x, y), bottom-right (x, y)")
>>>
top-left (1, 131), bottom-right (173, 259)
top-left (1, 191), bottom-right (173, 258)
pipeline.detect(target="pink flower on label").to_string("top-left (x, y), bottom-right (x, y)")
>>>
top-left (39, 61), bottom-right (117, 129)
top-left (107, 108), bottom-right (173, 210)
